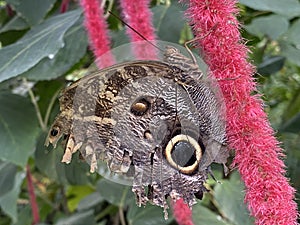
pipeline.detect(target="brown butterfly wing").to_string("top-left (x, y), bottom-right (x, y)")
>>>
top-left (45, 47), bottom-right (228, 217)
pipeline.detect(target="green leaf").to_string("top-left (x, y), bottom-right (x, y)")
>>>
top-left (12, 205), bottom-right (32, 225)
top-left (55, 210), bottom-right (95, 225)
top-left (34, 133), bottom-right (63, 181)
top-left (239, 0), bottom-right (300, 19)
top-left (281, 87), bottom-right (300, 121)
top-left (0, 9), bottom-right (82, 83)
top-left (67, 185), bottom-right (94, 212)
top-left (214, 172), bottom-right (254, 225)
top-left (31, 80), bottom-right (63, 119)
top-left (0, 15), bottom-right (29, 33)
top-left (6, 0), bottom-right (56, 26)
top-left (96, 222), bottom-right (106, 225)
top-left (127, 203), bottom-right (173, 225)
top-left (111, 29), bottom-right (130, 48)
top-left (193, 204), bottom-right (230, 225)
top-left (23, 17), bottom-right (88, 80)
top-left (0, 172), bottom-right (25, 223)
top-left (152, 3), bottom-right (186, 43)
top-left (0, 92), bottom-right (40, 166)
top-left (0, 161), bottom-right (17, 197)
top-left (35, 133), bottom-right (91, 185)
top-left (77, 192), bottom-right (103, 211)
top-left (285, 18), bottom-right (300, 46)
top-left (280, 41), bottom-right (300, 66)
top-left (244, 15), bottom-right (289, 40)
top-left (280, 112), bottom-right (300, 133)
top-left (96, 179), bottom-right (134, 207)
top-left (257, 56), bottom-right (285, 75)
top-left (282, 133), bottom-right (300, 196)
top-left (64, 155), bottom-right (91, 185)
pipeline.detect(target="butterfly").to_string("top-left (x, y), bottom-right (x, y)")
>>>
top-left (45, 45), bottom-right (228, 218)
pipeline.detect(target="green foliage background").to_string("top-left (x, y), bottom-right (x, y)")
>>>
top-left (0, 0), bottom-right (299, 224)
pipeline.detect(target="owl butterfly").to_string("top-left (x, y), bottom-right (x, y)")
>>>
top-left (45, 44), bottom-right (228, 218)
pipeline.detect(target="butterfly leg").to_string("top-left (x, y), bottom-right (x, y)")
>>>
top-left (83, 145), bottom-right (98, 173)
top-left (61, 134), bottom-right (82, 164)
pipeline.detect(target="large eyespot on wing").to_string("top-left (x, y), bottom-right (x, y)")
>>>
top-left (164, 134), bottom-right (202, 174)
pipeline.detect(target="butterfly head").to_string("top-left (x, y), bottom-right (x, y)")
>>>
top-left (45, 112), bottom-right (72, 148)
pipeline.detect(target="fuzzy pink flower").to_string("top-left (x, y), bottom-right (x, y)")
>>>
top-left (60, 0), bottom-right (70, 13)
top-left (172, 198), bottom-right (194, 225)
top-left (80, 0), bottom-right (115, 68)
top-left (119, 0), bottom-right (158, 60)
top-left (183, 0), bottom-right (298, 224)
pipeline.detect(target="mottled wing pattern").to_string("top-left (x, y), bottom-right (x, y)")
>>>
top-left (45, 46), bottom-right (228, 218)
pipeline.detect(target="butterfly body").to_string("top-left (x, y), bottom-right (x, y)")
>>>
top-left (45, 46), bottom-right (228, 216)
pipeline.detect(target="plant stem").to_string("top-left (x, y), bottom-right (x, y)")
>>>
top-left (119, 207), bottom-right (126, 225)
top-left (118, 187), bottom-right (129, 225)
top-left (25, 79), bottom-right (46, 131)
top-left (44, 89), bottom-right (60, 127)
top-left (26, 165), bottom-right (40, 225)
top-left (95, 205), bottom-right (116, 221)
top-left (60, 186), bottom-right (70, 215)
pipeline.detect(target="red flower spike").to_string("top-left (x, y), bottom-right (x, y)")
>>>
top-left (119, 0), bottom-right (158, 60)
top-left (80, 0), bottom-right (115, 68)
top-left (26, 165), bottom-right (40, 225)
top-left (60, 0), bottom-right (70, 13)
top-left (172, 198), bottom-right (194, 225)
top-left (182, 0), bottom-right (298, 224)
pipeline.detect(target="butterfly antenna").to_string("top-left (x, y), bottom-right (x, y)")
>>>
top-left (108, 10), bottom-right (164, 52)
top-left (184, 23), bottom-right (219, 65)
